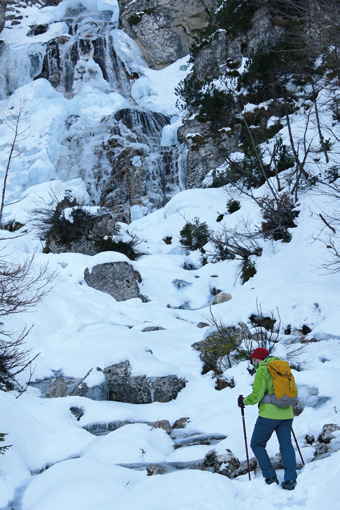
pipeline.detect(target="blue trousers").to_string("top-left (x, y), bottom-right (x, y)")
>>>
top-left (250, 417), bottom-right (297, 481)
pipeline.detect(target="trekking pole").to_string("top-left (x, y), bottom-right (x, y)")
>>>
top-left (292, 427), bottom-right (305, 466)
top-left (240, 397), bottom-right (251, 480)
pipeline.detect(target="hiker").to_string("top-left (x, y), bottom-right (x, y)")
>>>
top-left (238, 347), bottom-right (297, 490)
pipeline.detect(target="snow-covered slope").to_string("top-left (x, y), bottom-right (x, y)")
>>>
top-left (0, 1), bottom-right (340, 509)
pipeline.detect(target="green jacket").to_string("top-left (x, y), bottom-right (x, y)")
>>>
top-left (243, 356), bottom-right (294, 420)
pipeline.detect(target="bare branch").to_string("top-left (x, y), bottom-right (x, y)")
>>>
top-left (0, 254), bottom-right (55, 317)
top-left (319, 213), bottom-right (336, 234)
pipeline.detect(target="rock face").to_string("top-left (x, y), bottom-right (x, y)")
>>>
top-left (177, 116), bottom-right (241, 189)
top-left (119, 0), bottom-right (220, 69)
top-left (103, 360), bottom-right (186, 403)
top-left (0, 0), bottom-right (6, 33)
top-left (84, 261), bottom-right (143, 302)
top-left (178, 6), bottom-right (286, 188)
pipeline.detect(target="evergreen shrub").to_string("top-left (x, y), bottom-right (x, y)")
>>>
top-left (0, 433), bottom-right (11, 455)
top-left (241, 259), bottom-right (256, 284)
top-left (227, 199), bottom-right (241, 213)
top-left (179, 218), bottom-right (210, 252)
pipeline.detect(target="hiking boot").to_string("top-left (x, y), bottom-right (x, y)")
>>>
top-left (265, 477), bottom-right (279, 485)
top-left (282, 480), bottom-right (297, 490)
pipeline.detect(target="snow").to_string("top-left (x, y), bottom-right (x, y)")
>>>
top-left (0, 1), bottom-right (340, 509)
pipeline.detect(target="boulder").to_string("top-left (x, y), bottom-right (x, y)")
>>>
top-left (103, 360), bottom-right (186, 403)
top-left (84, 261), bottom-right (143, 302)
top-left (213, 450), bottom-right (241, 478)
top-left (212, 292), bottom-right (232, 305)
top-left (318, 424), bottom-right (340, 444)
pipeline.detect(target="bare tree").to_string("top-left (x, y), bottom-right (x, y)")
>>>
top-left (0, 102), bottom-right (30, 226)
top-left (209, 220), bottom-right (262, 262)
top-left (0, 254), bottom-right (54, 317)
top-left (314, 179), bottom-right (340, 273)
top-left (0, 327), bottom-right (38, 391)
top-left (0, 253), bottom-right (54, 392)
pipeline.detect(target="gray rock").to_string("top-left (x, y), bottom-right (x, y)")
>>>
top-left (45, 376), bottom-right (89, 398)
top-left (104, 362), bottom-right (186, 404)
top-left (152, 375), bottom-right (186, 403)
top-left (313, 443), bottom-right (330, 459)
top-left (146, 463), bottom-right (168, 475)
top-left (70, 406), bottom-right (85, 421)
top-left (119, 0), bottom-right (220, 69)
top-left (197, 322), bottom-right (209, 329)
top-left (318, 424), bottom-right (340, 444)
top-left (232, 457), bottom-right (258, 478)
top-left (45, 377), bottom-right (68, 398)
top-left (177, 116), bottom-right (241, 189)
top-left (247, 7), bottom-right (284, 55)
top-left (141, 326), bottom-right (166, 332)
top-left (149, 420), bottom-right (171, 434)
top-left (172, 417), bottom-right (190, 429)
top-left (172, 279), bottom-right (192, 289)
top-left (215, 376), bottom-right (235, 391)
top-left (212, 292), bottom-right (232, 305)
top-left (194, 30), bottom-right (228, 82)
top-left (213, 449), bottom-right (241, 478)
top-left (104, 360), bottom-right (132, 378)
top-left (84, 261), bottom-right (143, 302)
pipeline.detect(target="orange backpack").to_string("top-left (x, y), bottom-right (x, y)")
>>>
top-left (262, 360), bottom-right (298, 408)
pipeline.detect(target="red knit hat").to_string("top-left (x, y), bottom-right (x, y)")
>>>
top-left (251, 347), bottom-right (269, 360)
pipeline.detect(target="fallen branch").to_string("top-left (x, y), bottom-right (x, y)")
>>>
top-left (67, 368), bottom-right (93, 396)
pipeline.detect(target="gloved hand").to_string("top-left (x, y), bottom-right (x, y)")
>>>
top-left (238, 395), bottom-right (245, 408)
